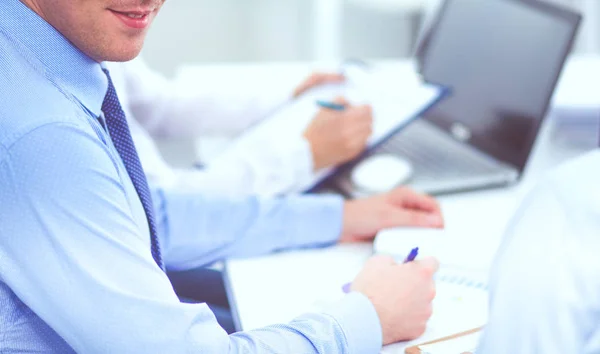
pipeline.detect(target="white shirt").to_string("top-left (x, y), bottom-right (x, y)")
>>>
top-left (106, 58), bottom-right (316, 197)
top-left (478, 149), bottom-right (600, 353)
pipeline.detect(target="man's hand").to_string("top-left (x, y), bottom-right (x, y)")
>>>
top-left (303, 98), bottom-right (373, 171)
top-left (351, 255), bottom-right (439, 344)
top-left (340, 187), bottom-right (444, 243)
top-left (293, 72), bottom-right (345, 98)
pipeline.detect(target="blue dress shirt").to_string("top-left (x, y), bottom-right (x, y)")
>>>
top-left (0, 1), bottom-right (382, 353)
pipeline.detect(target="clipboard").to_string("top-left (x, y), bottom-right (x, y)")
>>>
top-left (302, 63), bottom-right (449, 193)
top-left (404, 326), bottom-right (483, 354)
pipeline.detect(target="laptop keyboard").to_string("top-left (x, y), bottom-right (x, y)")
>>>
top-left (326, 120), bottom-right (515, 196)
top-left (376, 121), bottom-right (502, 180)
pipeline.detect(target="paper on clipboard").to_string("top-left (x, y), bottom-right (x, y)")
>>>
top-left (222, 64), bottom-right (447, 193)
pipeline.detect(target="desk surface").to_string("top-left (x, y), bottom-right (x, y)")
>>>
top-left (220, 56), bottom-right (599, 352)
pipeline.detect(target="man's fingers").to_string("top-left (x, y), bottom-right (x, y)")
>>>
top-left (391, 188), bottom-right (442, 213)
top-left (408, 194), bottom-right (442, 214)
top-left (354, 104), bottom-right (373, 118)
top-left (323, 73), bottom-right (346, 82)
top-left (333, 96), bottom-right (350, 105)
top-left (313, 72), bottom-right (345, 85)
top-left (385, 209), bottom-right (444, 229)
top-left (368, 254), bottom-right (397, 266)
top-left (345, 118), bottom-right (373, 136)
top-left (414, 256), bottom-right (440, 276)
top-left (295, 73), bottom-right (345, 97)
top-left (344, 105), bottom-right (373, 126)
top-left (346, 128), bottom-right (371, 152)
top-left (357, 126), bottom-right (373, 145)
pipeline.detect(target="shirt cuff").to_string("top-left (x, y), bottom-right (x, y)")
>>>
top-left (323, 292), bottom-right (383, 354)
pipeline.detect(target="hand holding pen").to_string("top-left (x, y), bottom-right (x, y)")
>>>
top-left (302, 97), bottom-right (373, 170)
top-left (344, 250), bottom-right (439, 344)
top-left (342, 247), bottom-right (419, 293)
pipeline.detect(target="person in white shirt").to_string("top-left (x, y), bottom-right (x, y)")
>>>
top-left (106, 58), bottom-right (373, 197)
top-left (477, 149), bottom-right (600, 353)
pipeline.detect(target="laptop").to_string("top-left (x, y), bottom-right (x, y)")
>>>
top-left (316, 0), bottom-right (582, 197)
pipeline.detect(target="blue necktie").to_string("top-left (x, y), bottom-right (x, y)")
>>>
top-left (101, 69), bottom-right (164, 269)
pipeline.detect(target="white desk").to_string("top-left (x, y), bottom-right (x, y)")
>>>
top-left (223, 115), bottom-right (586, 340)
top-left (216, 55), bottom-right (600, 352)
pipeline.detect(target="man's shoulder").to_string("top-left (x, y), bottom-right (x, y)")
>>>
top-left (0, 37), bottom-right (85, 150)
top-left (502, 150), bottom-right (600, 254)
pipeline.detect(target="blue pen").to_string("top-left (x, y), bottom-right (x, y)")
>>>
top-left (316, 100), bottom-right (346, 111)
top-left (403, 247), bottom-right (419, 263)
top-left (342, 247), bottom-right (419, 294)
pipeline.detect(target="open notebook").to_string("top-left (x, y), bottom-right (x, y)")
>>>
top-left (392, 266), bottom-right (488, 354)
top-left (353, 265), bottom-right (490, 354)
top-left (310, 263), bottom-right (488, 354)
top-left (216, 62), bottom-right (447, 193)
top-left (372, 229), bottom-right (489, 353)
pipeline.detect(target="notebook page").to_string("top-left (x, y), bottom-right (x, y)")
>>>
top-left (382, 266), bottom-right (488, 354)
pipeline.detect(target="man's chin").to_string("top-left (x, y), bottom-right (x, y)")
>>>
top-left (101, 46), bottom-right (144, 63)
top-left (88, 37), bottom-right (145, 62)
top-left (106, 52), bottom-right (142, 62)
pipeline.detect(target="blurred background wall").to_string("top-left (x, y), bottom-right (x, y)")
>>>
top-left (139, 0), bottom-right (600, 166)
top-left (142, 0), bottom-right (600, 76)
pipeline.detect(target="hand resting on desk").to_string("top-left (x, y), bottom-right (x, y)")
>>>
top-left (340, 187), bottom-right (444, 243)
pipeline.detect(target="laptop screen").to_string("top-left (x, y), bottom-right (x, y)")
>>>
top-left (415, 0), bottom-right (581, 170)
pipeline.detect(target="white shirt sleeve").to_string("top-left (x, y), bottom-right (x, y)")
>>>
top-left (117, 57), bottom-right (295, 138)
top-left (124, 108), bottom-right (317, 197)
top-left (477, 151), bottom-right (600, 354)
top-left (108, 59), bottom-right (318, 196)
top-left (174, 135), bottom-right (315, 197)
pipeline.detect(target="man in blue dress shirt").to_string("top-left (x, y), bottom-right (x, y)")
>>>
top-left (0, 0), bottom-right (442, 352)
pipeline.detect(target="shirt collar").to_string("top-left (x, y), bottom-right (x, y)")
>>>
top-left (0, 0), bottom-right (108, 117)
